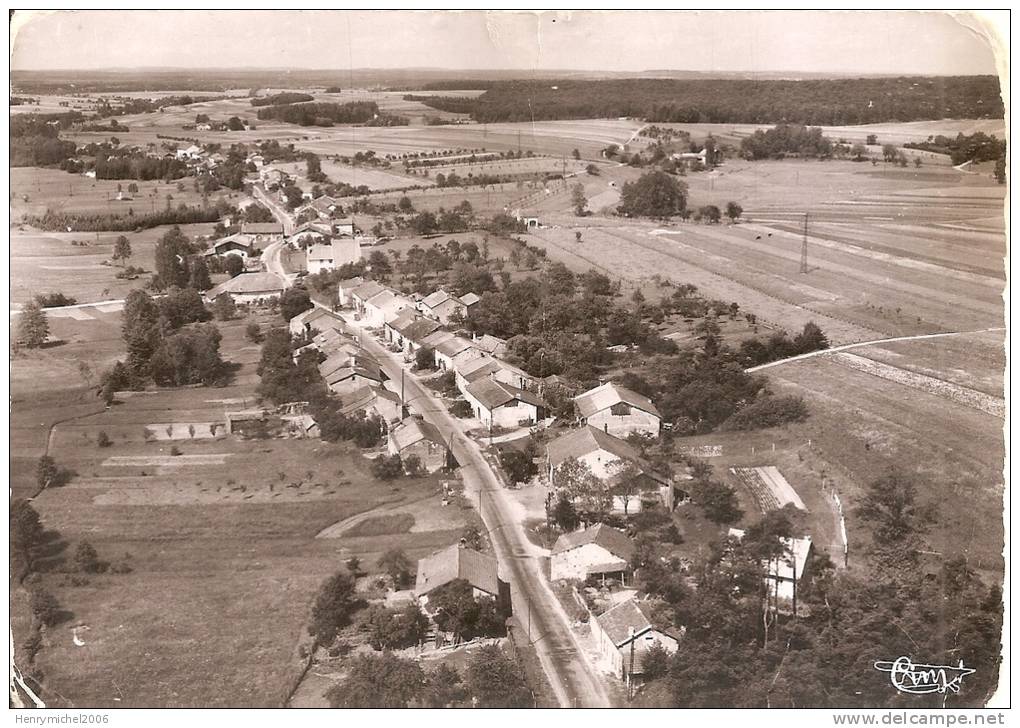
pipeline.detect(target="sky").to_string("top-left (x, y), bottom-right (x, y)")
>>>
top-left (10, 10), bottom-right (1002, 76)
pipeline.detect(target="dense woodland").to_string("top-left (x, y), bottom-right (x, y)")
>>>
top-left (903, 131), bottom-right (1007, 165)
top-left (250, 92), bottom-right (314, 107)
top-left (255, 101), bottom-right (408, 127)
top-left (415, 76), bottom-right (1004, 125)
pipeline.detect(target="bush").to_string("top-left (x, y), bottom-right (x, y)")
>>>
top-left (309, 570), bottom-right (358, 646)
top-left (74, 541), bottom-right (103, 573)
top-left (34, 292), bottom-right (77, 307)
top-left (371, 455), bottom-right (404, 480)
top-left (722, 395), bottom-right (808, 431)
top-left (96, 431), bottom-right (112, 448)
top-left (29, 588), bottom-right (63, 627)
top-left (170, 445), bottom-right (182, 456)
top-left (690, 478), bottom-right (742, 524)
top-left (245, 321), bottom-right (263, 343)
top-left (449, 400), bottom-right (472, 418)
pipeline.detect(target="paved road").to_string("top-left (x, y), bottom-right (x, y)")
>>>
top-left (745, 326), bottom-right (1007, 373)
top-left (332, 308), bottom-right (613, 707)
top-left (252, 185), bottom-right (300, 287)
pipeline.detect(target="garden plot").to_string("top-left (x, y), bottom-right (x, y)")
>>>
top-left (143, 422), bottom-right (225, 440)
top-left (729, 466), bottom-right (806, 513)
top-left (832, 353), bottom-right (1005, 418)
top-left (101, 453), bottom-right (231, 467)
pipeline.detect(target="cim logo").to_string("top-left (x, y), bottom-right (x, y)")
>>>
top-left (874, 657), bottom-right (975, 695)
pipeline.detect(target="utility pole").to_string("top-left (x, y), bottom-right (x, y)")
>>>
top-left (799, 212), bottom-right (809, 274)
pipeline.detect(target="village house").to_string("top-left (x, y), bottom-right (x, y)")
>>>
top-left (289, 220), bottom-right (335, 249)
top-left (455, 355), bottom-right (534, 396)
top-left (337, 276), bottom-right (366, 306)
top-left (350, 280), bottom-right (387, 314)
top-left (306, 238), bottom-right (362, 275)
top-left (463, 377), bottom-right (548, 429)
top-left (472, 334), bottom-right (509, 359)
top-left (203, 233), bottom-right (255, 260)
top-left (241, 222), bottom-right (285, 246)
top-left (387, 417), bottom-right (451, 473)
top-left (590, 596), bottom-right (680, 682)
top-left (289, 307), bottom-right (344, 338)
top-left (383, 309), bottom-right (420, 347)
top-left (175, 144), bottom-right (203, 161)
top-left (551, 523), bottom-right (635, 584)
top-left (339, 384), bottom-right (403, 424)
top-left (417, 289), bottom-right (474, 326)
top-left (362, 289), bottom-right (411, 328)
top-left (296, 195), bottom-right (342, 221)
top-left (400, 317), bottom-right (443, 355)
top-left (546, 425), bottom-right (672, 514)
top-left (203, 272), bottom-right (285, 304)
top-left (414, 543), bottom-right (509, 614)
top-left (729, 528), bottom-right (813, 611)
top-left (429, 333), bottom-right (482, 371)
top-left (320, 354), bottom-right (386, 395)
top-left (574, 382), bottom-right (661, 439)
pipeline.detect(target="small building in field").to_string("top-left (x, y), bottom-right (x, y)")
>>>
top-left (551, 523), bottom-right (635, 584)
top-left (306, 238), bottom-right (362, 275)
top-left (574, 382), bottom-right (661, 439)
top-left (414, 544), bottom-right (509, 613)
top-left (204, 272), bottom-right (285, 304)
top-left (591, 597), bottom-right (681, 682)
top-left (387, 417), bottom-right (451, 473)
top-left (463, 377), bottom-right (548, 429)
top-left (546, 425), bottom-right (671, 514)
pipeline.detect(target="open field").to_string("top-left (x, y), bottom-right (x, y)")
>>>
top-left (11, 309), bottom-right (479, 708)
top-left (270, 159), bottom-right (423, 192)
top-left (10, 167), bottom-right (247, 222)
top-left (10, 223), bottom-right (222, 306)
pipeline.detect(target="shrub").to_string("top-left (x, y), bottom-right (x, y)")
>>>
top-left (245, 321), bottom-right (263, 343)
top-left (74, 541), bottom-right (103, 573)
top-left (449, 400), bottom-right (472, 418)
top-left (170, 445), bottom-right (182, 456)
top-left (371, 454), bottom-right (404, 480)
top-left (29, 588), bottom-right (63, 627)
top-left (722, 395), bottom-right (808, 431)
top-left (96, 431), bottom-right (112, 448)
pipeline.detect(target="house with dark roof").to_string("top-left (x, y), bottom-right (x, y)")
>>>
top-left (417, 288), bottom-right (472, 326)
top-left (473, 334), bottom-right (508, 359)
top-left (386, 417), bottom-right (451, 473)
top-left (574, 382), bottom-right (661, 438)
top-left (362, 289), bottom-right (411, 328)
top-left (590, 596), bottom-right (680, 681)
top-left (546, 425), bottom-right (671, 514)
top-left (384, 311), bottom-right (441, 355)
top-left (454, 355), bottom-right (533, 396)
top-left (289, 307), bottom-right (344, 338)
top-left (240, 222), bottom-right (285, 244)
top-left (321, 354), bottom-right (386, 395)
top-left (463, 377), bottom-right (548, 429)
top-left (203, 233), bottom-right (255, 260)
top-left (339, 384), bottom-right (403, 425)
top-left (430, 334), bottom-right (481, 372)
top-left (551, 524), bottom-right (635, 583)
top-left (414, 544), bottom-right (509, 613)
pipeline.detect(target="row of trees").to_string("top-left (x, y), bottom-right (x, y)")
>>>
top-left (25, 201), bottom-right (234, 233)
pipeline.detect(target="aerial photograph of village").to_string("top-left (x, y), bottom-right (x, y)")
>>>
top-left (7, 9), bottom-right (1009, 713)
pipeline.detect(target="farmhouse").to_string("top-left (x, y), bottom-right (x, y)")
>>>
top-left (431, 334), bottom-right (481, 371)
top-left (241, 222), bottom-right (285, 244)
top-left (455, 355), bottom-right (533, 395)
top-left (473, 334), bottom-right (508, 359)
top-left (289, 307), bottom-right (344, 337)
top-left (296, 195), bottom-right (341, 220)
top-left (590, 597), bottom-right (680, 682)
top-left (414, 544), bottom-right (508, 611)
top-left (337, 276), bottom-right (366, 306)
top-left (204, 272), bottom-right (285, 304)
top-left (350, 280), bottom-right (387, 312)
top-left (306, 238), bottom-right (362, 275)
top-left (204, 234), bottom-right (254, 260)
top-left (386, 313), bottom-right (442, 355)
top-left (321, 355), bottom-right (386, 395)
top-left (546, 425), bottom-right (671, 514)
top-left (362, 289), bottom-right (411, 328)
top-left (463, 377), bottom-right (548, 429)
top-left (339, 384), bottom-right (402, 424)
top-left (417, 289), bottom-right (474, 325)
top-left (729, 528), bottom-right (813, 609)
top-left (387, 417), bottom-right (451, 473)
top-left (574, 382), bottom-right (661, 438)
top-left (551, 524), bottom-right (635, 584)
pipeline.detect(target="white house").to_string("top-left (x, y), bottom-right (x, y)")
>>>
top-left (590, 597), bottom-right (680, 682)
top-left (387, 417), bottom-right (450, 473)
top-left (551, 524), bottom-right (635, 583)
top-left (455, 355), bottom-right (533, 396)
top-left (417, 289), bottom-right (470, 326)
top-left (350, 280), bottom-right (387, 313)
top-left (306, 238), bottom-right (362, 275)
top-left (362, 289), bottom-right (411, 328)
top-left (546, 425), bottom-right (670, 514)
top-left (289, 307), bottom-right (344, 338)
top-left (574, 382), bottom-right (661, 439)
top-left (463, 377), bottom-right (547, 429)
top-left (240, 222), bottom-right (285, 245)
top-left (729, 528), bottom-right (813, 609)
top-left (337, 276), bottom-right (366, 306)
top-left (429, 334), bottom-right (480, 371)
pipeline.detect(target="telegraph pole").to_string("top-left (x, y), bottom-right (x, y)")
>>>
top-left (799, 212), bottom-right (809, 274)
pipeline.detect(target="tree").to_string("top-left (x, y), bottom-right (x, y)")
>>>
top-left (397, 196), bottom-right (414, 213)
top-left (620, 170), bottom-right (688, 218)
top-left (913, 156), bottom-right (922, 168)
top-left (377, 548), bottom-right (413, 588)
top-left (367, 250), bottom-right (392, 279)
top-left (75, 540), bottom-right (102, 573)
top-left (994, 156), bottom-right (1006, 184)
top-left (465, 644), bottom-right (532, 707)
top-left (212, 293), bottom-right (237, 321)
top-left (551, 492), bottom-right (579, 531)
top-left (188, 256), bottom-right (212, 291)
top-left (96, 431), bottom-right (112, 448)
top-left (725, 201), bottom-right (743, 222)
top-left (245, 321), bottom-right (263, 343)
top-left (37, 455), bottom-right (59, 490)
top-left (122, 289), bottom-right (162, 375)
top-left (223, 254), bottom-right (244, 278)
top-left (498, 447), bottom-right (538, 485)
top-left (424, 664), bottom-right (465, 707)
top-left (690, 477), bottom-right (742, 524)
top-left (571, 182), bottom-right (587, 216)
top-left (30, 588), bottom-right (63, 628)
top-left (642, 641), bottom-right (671, 680)
top-left (866, 134), bottom-right (878, 145)
top-left (698, 205), bottom-right (722, 224)
top-left (850, 143), bottom-right (867, 161)
top-left (856, 471), bottom-right (928, 545)
top-left (279, 287), bottom-right (312, 321)
top-left (571, 148), bottom-right (580, 160)
top-left (586, 163), bottom-right (600, 175)
top-left (414, 346), bottom-right (435, 371)
top-left (429, 580), bottom-right (506, 643)
top-left (17, 301), bottom-right (49, 348)
top-left (309, 570), bottom-right (358, 646)
top-left (553, 458), bottom-right (612, 520)
top-left (372, 454), bottom-right (404, 481)
top-left (882, 143), bottom-right (898, 162)
top-left (112, 235), bottom-right (132, 266)
top-left (148, 324), bottom-right (227, 387)
top-left (327, 652), bottom-right (424, 708)
top-left (153, 225), bottom-right (191, 289)
top-left (157, 286), bottom-right (210, 328)
top-left (363, 603), bottom-right (429, 650)
top-left (10, 499), bottom-right (44, 563)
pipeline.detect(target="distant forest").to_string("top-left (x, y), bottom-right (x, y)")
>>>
top-left (250, 92), bottom-right (314, 107)
top-left (413, 76), bottom-right (1004, 125)
top-left (255, 101), bottom-right (408, 127)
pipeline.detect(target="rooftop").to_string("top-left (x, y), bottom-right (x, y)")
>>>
top-left (389, 417), bottom-right (447, 452)
top-left (574, 382), bottom-right (661, 419)
top-left (205, 272), bottom-right (285, 298)
top-left (466, 377), bottom-right (547, 411)
top-left (546, 425), bottom-right (641, 470)
top-left (414, 544), bottom-right (499, 598)
top-left (596, 597), bottom-right (673, 647)
top-left (552, 523), bottom-right (635, 562)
